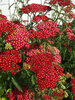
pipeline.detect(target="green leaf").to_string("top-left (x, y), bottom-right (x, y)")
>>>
top-left (0, 87), bottom-right (4, 96)
top-left (33, 38), bottom-right (36, 43)
top-left (43, 42), bottom-right (47, 53)
top-left (25, 69), bottom-right (30, 76)
top-left (31, 75), bottom-right (36, 85)
top-left (11, 77), bottom-right (23, 92)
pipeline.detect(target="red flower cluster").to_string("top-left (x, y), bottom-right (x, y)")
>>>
top-left (26, 52), bottom-right (63, 90)
top-left (66, 28), bottom-right (75, 41)
top-left (0, 50), bottom-right (22, 74)
top-left (28, 29), bottom-right (37, 38)
top-left (6, 25), bottom-right (30, 50)
top-left (32, 15), bottom-right (49, 22)
top-left (49, 0), bottom-right (71, 6)
top-left (64, 6), bottom-right (71, 13)
top-left (52, 89), bottom-right (64, 99)
top-left (68, 12), bottom-right (75, 19)
top-left (49, 0), bottom-right (57, 4)
top-left (21, 3), bottom-right (51, 13)
top-left (42, 94), bottom-right (51, 100)
top-left (7, 86), bottom-right (33, 100)
top-left (71, 78), bottom-right (75, 94)
top-left (26, 44), bottom-right (61, 64)
top-left (64, 43), bottom-right (72, 51)
top-left (0, 14), bottom-right (16, 36)
top-left (29, 20), bottom-right (59, 39)
top-left (58, 0), bottom-right (71, 6)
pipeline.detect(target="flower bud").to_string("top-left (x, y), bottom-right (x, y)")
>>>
top-left (64, 91), bottom-right (68, 98)
top-left (5, 43), bottom-right (13, 50)
top-left (23, 62), bottom-right (31, 70)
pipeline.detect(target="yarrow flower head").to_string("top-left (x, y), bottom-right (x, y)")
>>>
top-left (29, 20), bottom-right (59, 39)
top-left (5, 24), bottom-right (30, 50)
top-left (58, 0), bottom-right (71, 6)
top-left (32, 15), bottom-right (49, 22)
top-left (66, 28), bottom-right (75, 41)
top-left (21, 3), bottom-right (51, 13)
top-left (0, 50), bottom-right (22, 74)
top-left (0, 15), bottom-right (17, 36)
top-left (6, 86), bottom-right (34, 100)
top-left (26, 44), bottom-right (63, 90)
top-left (49, 0), bottom-right (71, 6)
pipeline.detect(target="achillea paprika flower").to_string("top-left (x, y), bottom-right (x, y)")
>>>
top-left (49, 0), bottom-right (57, 4)
top-left (6, 25), bottom-right (30, 50)
top-left (68, 48), bottom-right (72, 51)
top-left (26, 49), bottom-right (63, 90)
top-left (52, 89), bottom-right (64, 99)
top-left (26, 43), bottom-right (61, 64)
top-left (72, 86), bottom-right (75, 93)
top-left (67, 32), bottom-right (75, 41)
top-left (0, 20), bottom-right (16, 37)
top-left (64, 6), bottom-right (71, 12)
top-left (0, 50), bottom-right (22, 74)
top-left (71, 78), bottom-right (75, 85)
top-left (0, 14), bottom-right (17, 34)
top-left (0, 14), bottom-right (7, 21)
top-left (66, 28), bottom-right (73, 32)
top-left (67, 23), bottom-right (72, 27)
top-left (7, 86), bottom-right (34, 100)
top-left (58, 0), bottom-right (71, 6)
top-left (32, 15), bottom-right (49, 22)
top-left (28, 29), bottom-right (37, 38)
top-left (42, 94), bottom-right (51, 100)
top-left (32, 20), bottom-right (59, 39)
top-left (29, 20), bottom-right (59, 39)
top-left (21, 3), bottom-right (51, 13)
top-left (68, 12), bottom-right (75, 19)
top-left (48, 40), bottom-right (54, 44)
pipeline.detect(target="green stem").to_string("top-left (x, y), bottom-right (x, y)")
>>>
top-left (55, 6), bottom-right (64, 22)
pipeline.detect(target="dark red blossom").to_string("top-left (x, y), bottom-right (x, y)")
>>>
top-left (7, 86), bottom-right (34, 100)
top-left (74, 96), bottom-right (75, 100)
top-left (58, 0), bottom-right (71, 6)
top-left (72, 86), bottom-right (75, 93)
top-left (64, 6), bottom-right (71, 13)
top-left (69, 48), bottom-right (72, 51)
top-left (21, 3), bottom-right (51, 13)
top-left (70, 78), bottom-right (75, 99)
top-left (29, 20), bottom-right (59, 39)
top-left (49, 0), bottom-right (57, 4)
top-left (26, 44), bottom-right (61, 64)
top-left (66, 28), bottom-right (73, 32)
top-left (0, 14), bottom-right (7, 20)
top-left (0, 20), bottom-right (16, 36)
top-left (68, 12), bottom-right (75, 19)
top-left (71, 78), bottom-right (75, 85)
top-left (67, 23), bottom-right (72, 27)
top-left (28, 29), bottom-right (37, 38)
top-left (0, 50), bottom-right (22, 74)
top-left (32, 15), bottom-right (49, 22)
top-left (52, 90), bottom-right (64, 99)
top-left (42, 94), bottom-right (51, 100)
top-left (26, 52), bottom-right (63, 90)
top-left (49, 0), bottom-right (71, 6)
